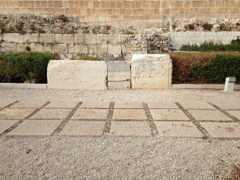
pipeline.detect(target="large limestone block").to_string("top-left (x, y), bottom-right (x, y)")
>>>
top-left (108, 61), bottom-right (130, 81)
top-left (48, 60), bottom-right (107, 90)
top-left (131, 54), bottom-right (172, 89)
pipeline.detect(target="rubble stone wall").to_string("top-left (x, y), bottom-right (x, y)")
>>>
top-left (0, 0), bottom-right (239, 28)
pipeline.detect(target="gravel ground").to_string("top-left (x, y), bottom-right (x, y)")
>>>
top-left (0, 88), bottom-right (240, 179)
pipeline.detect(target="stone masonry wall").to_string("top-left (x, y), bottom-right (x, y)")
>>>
top-left (0, 0), bottom-right (240, 28)
top-left (170, 31), bottom-right (240, 50)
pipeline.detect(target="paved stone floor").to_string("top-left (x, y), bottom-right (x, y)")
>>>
top-left (0, 100), bottom-right (240, 139)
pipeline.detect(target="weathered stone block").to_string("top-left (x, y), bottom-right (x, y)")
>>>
top-left (52, 44), bottom-right (67, 53)
top-left (84, 34), bottom-right (97, 44)
top-left (24, 34), bottom-right (38, 43)
top-left (17, 44), bottom-right (27, 51)
top-left (55, 34), bottom-right (63, 43)
top-left (68, 44), bottom-right (75, 53)
top-left (3, 33), bottom-right (24, 43)
top-left (39, 34), bottom-right (55, 44)
top-left (108, 45), bottom-right (121, 54)
top-left (108, 61), bottom-right (130, 81)
top-left (75, 44), bottom-right (88, 54)
top-left (0, 43), bottom-right (17, 52)
top-left (63, 34), bottom-right (74, 44)
top-left (28, 43), bottom-right (43, 52)
top-left (74, 34), bottom-right (84, 44)
top-left (131, 54), bottom-right (172, 89)
top-left (43, 44), bottom-right (52, 52)
top-left (48, 60), bottom-right (107, 90)
top-left (97, 34), bottom-right (108, 44)
top-left (108, 81), bottom-right (130, 90)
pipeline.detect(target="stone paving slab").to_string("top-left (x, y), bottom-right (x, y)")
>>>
top-left (110, 121), bottom-right (151, 136)
top-left (200, 122), bottom-right (240, 138)
top-left (147, 101), bottom-right (179, 109)
top-left (212, 101), bottom-right (240, 110)
top-left (59, 121), bottom-right (105, 136)
top-left (45, 101), bottom-right (79, 109)
top-left (71, 109), bottom-right (108, 120)
top-left (150, 109), bottom-right (190, 121)
top-left (10, 101), bottom-right (47, 109)
top-left (112, 109), bottom-right (147, 120)
top-left (30, 109), bottom-right (72, 120)
top-left (179, 101), bottom-right (215, 110)
top-left (79, 101), bottom-right (110, 109)
top-left (155, 122), bottom-right (204, 138)
top-left (0, 100), bottom-right (15, 108)
top-left (0, 120), bottom-right (18, 134)
top-left (189, 110), bottom-right (232, 121)
top-left (0, 109), bottom-right (35, 120)
top-left (114, 102), bottom-right (143, 109)
top-left (7, 120), bottom-right (62, 136)
top-left (226, 110), bottom-right (240, 119)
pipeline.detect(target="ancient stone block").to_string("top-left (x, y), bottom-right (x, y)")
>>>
top-left (3, 33), bottom-right (24, 43)
top-left (1, 43), bottom-right (17, 52)
top-left (74, 34), bottom-right (84, 44)
top-left (48, 60), bottom-right (107, 90)
top-left (108, 45), bottom-right (121, 54)
top-left (108, 81), bottom-right (130, 90)
top-left (24, 34), bottom-right (38, 43)
top-left (108, 61), bottom-right (130, 81)
top-left (52, 44), bottom-right (67, 53)
top-left (84, 34), bottom-right (97, 44)
top-left (131, 54), bottom-right (172, 89)
top-left (28, 43), bottom-right (43, 52)
top-left (55, 34), bottom-right (63, 43)
top-left (75, 44), bottom-right (88, 54)
top-left (39, 34), bottom-right (55, 44)
top-left (63, 34), bottom-right (74, 44)
top-left (68, 44), bottom-right (75, 53)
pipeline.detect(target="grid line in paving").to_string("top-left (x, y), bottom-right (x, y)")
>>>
top-left (0, 101), bottom-right (50, 136)
top-left (208, 102), bottom-right (240, 124)
top-left (175, 102), bottom-right (210, 139)
top-left (143, 102), bottom-right (159, 136)
top-left (0, 101), bottom-right (19, 112)
top-left (51, 102), bottom-right (82, 135)
top-left (103, 102), bottom-right (115, 135)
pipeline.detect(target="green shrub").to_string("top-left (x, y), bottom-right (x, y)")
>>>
top-left (191, 54), bottom-right (240, 83)
top-left (180, 39), bottom-right (240, 52)
top-left (0, 52), bottom-right (54, 83)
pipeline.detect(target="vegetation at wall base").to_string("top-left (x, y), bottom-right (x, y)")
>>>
top-left (170, 52), bottom-right (240, 84)
top-left (180, 38), bottom-right (240, 52)
top-left (0, 52), bottom-right (54, 83)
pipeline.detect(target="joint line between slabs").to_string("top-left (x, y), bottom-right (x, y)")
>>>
top-left (143, 102), bottom-right (159, 136)
top-left (51, 102), bottom-right (83, 136)
top-left (175, 102), bottom-right (210, 139)
top-left (0, 100), bottom-right (19, 112)
top-left (0, 101), bottom-right (50, 136)
top-left (103, 102), bottom-right (115, 135)
top-left (208, 102), bottom-right (240, 124)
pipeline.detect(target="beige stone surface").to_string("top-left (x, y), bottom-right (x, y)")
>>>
top-left (155, 122), bottom-right (204, 137)
top-left (30, 109), bottom-right (71, 120)
top-left (47, 60), bottom-right (107, 90)
top-left (108, 81), bottom-right (131, 90)
top-left (189, 110), bottom-right (232, 121)
top-left (131, 54), bottom-right (172, 89)
top-left (0, 120), bottom-right (18, 134)
top-left (147, 101), bottom-right (179, 109)
top-left (71, 109), bottom-right (108, 120)
top-left (213, 101), bottom-right (240, 110)
top-left (10, 101), bottom-right (47, 109)
top-left (80, 101), bottom-right (110, 109)
top-left (45, 101), bottom-right (79, 109)
top-left (7, 120), bottom-right (62, 136)
top-left (200, 122), bottom-right (240, 138)
top-left (227, 110), bottom-right (240, 119)
top-left (112, 109), bottom-right (147, 120)
top-left (3, 33), bottom-right (24, 43)
top-left (59, 121), bottom-right (105, 136)
top-left (110, 121), bottom-right (151, 136)
top-left (0, 100), bottom-right (14, 108)
top-left (179, 101), bottom-right (215, 110)
top-left (0, 109), bottom-right (34, 120)
top-left (114, 102), bottom-right (143, 109)
top-left (150, 109), bottom-right (189, 120)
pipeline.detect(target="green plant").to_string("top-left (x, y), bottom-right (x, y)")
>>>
top-left (191, 54), bottom-right (240, 83)
top-left (77, 55), bottom-right (102, 61)
top-left (180, 40), bottom-right (240, 52)
top-left (0, 52), bottom-right (54, 83)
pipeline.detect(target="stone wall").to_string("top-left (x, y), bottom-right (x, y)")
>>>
top-left (0, 0), bottom-right (240, 28)
top-left (170, 31), bottom-right (240, 50)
